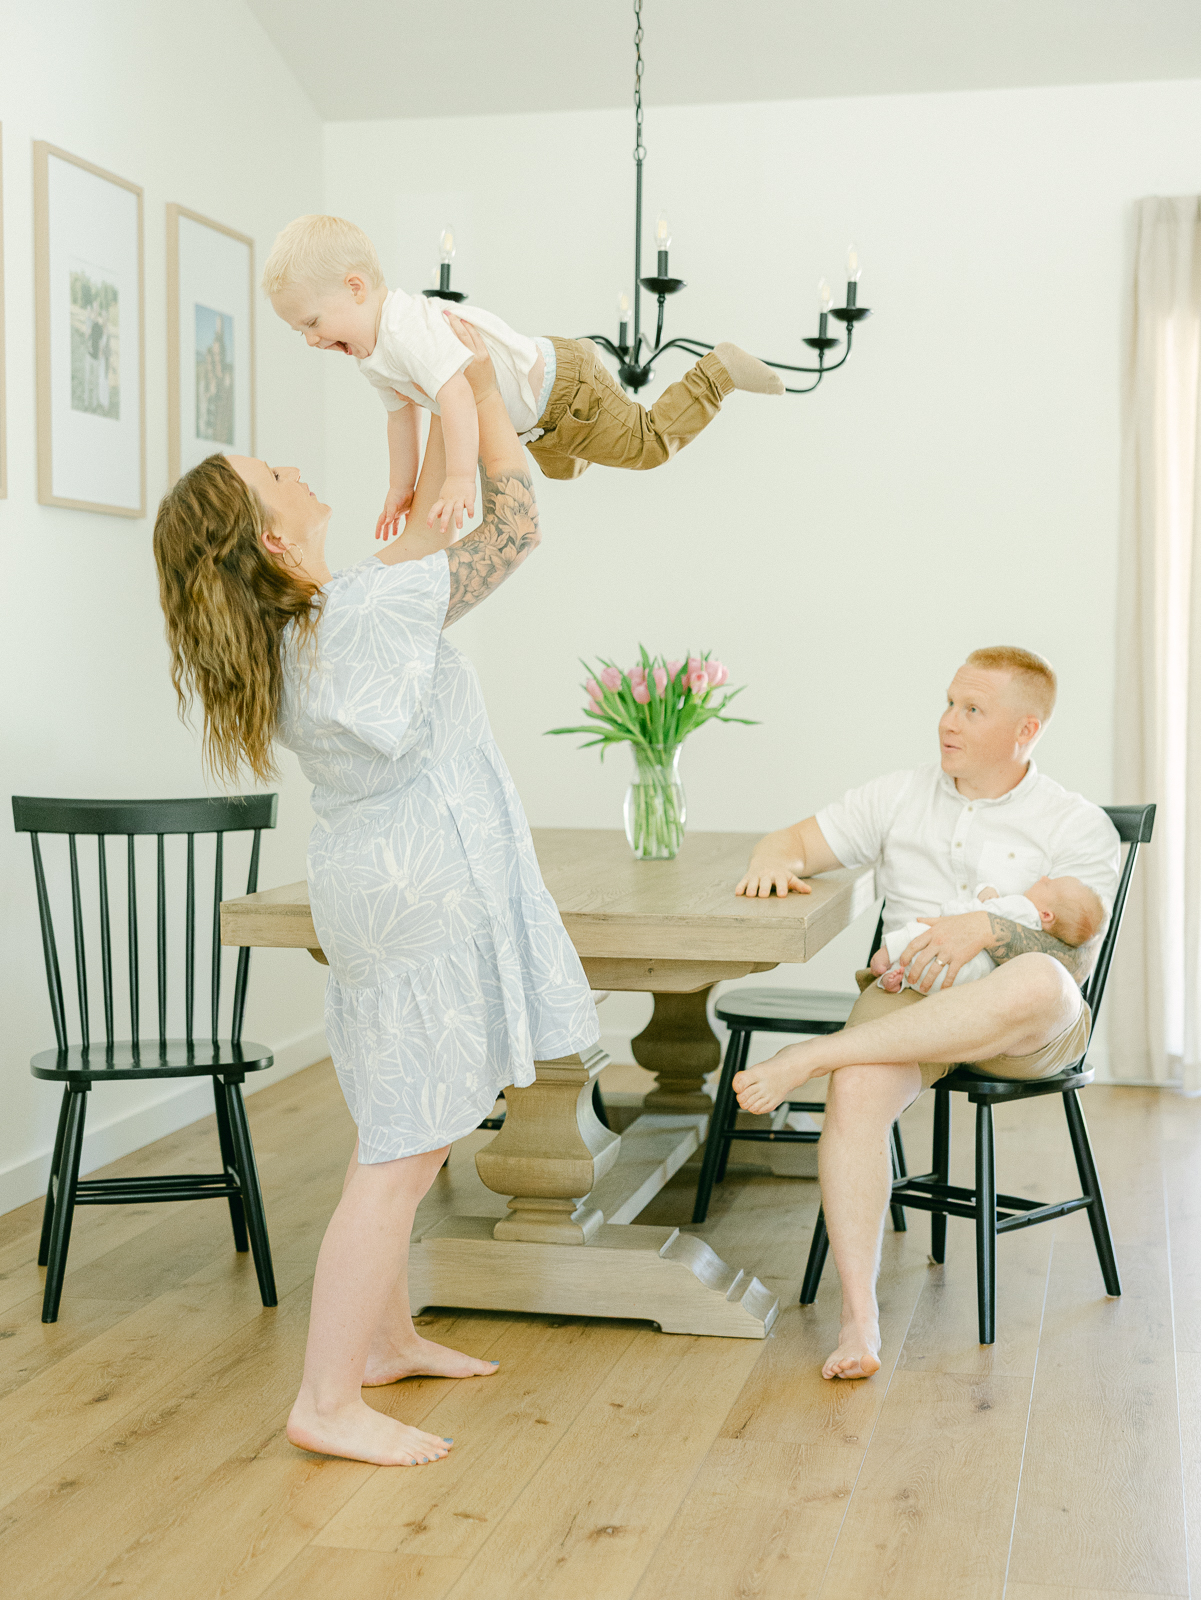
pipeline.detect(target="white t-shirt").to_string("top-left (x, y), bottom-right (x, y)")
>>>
top-left (815, 762), bottom-right (1120, 939)
top-left (357, 289), bottom-right (543, 436)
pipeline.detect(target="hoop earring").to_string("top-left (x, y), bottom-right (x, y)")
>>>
top-left (281, 542), bottom-right (303, 570)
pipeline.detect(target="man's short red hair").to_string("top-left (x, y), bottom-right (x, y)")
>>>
top-left (966, 646), bottom-right (1057, 722)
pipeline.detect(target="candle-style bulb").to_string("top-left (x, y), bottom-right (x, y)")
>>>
top-left (439, 225), bottom-right (456, 264)
top-left (617, 290), bottom-right (630, 315)
top-left (818, 277), bottom-right (833, 313)
top-left (655, 212), bottom-right (672, 250)
top-left (846, 243), bottom-right (861, 283)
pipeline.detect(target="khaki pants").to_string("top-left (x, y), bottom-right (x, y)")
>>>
top-left (846, 970), bottom-right (1092, 1091)
top-left (526, 337), bottom-right (733, 480)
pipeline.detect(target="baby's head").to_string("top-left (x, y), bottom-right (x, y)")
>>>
top-left (1024, 876), bottom-right (1104, 947)
top-left (262, 214), bottom-right (387, 360)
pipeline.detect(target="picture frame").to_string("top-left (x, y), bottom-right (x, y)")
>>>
top-left (0, 123), bottom-right (7, 500)
top-left (33, 142), bottom-right (145, 516)
top-left (166, 204), bottom-right (255, 483)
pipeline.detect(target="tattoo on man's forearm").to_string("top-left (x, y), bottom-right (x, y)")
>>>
top-left (443, 465), bottom-right (540, 626)
top-left (987, 913), bottom-right (1094, 981)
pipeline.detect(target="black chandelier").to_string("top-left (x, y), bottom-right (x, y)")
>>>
top-left (427, 0), bottom-right (871, 395)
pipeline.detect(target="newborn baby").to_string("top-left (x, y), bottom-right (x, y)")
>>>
top-left (870, 875), bottom-right (1104, 994)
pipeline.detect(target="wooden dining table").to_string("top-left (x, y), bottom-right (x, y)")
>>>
top-left (221, 829), bottom-right (875, 1338)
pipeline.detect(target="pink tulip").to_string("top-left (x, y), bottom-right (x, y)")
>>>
top-left (628, 665), bottom-right (647, 688)
top-left (585, 677), bottom-right (602, 700)
top-left (688, 669), bottom-right (709, 695)
top-left (652, 666), bottom-right (668, 695)
top-left (706, 660), bottom-right (728, 687)
top-left (632, 682), bottom-right (651, 704)
top-left (599, 666), bottom-right (623, 692)
top-left (688, 656), bottom-right (704, 677)
top-left (666, 659), bottom-right (683, 681)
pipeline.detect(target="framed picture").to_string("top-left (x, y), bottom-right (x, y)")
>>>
top-left (166, 205), bottom-right (255, 483)
top-left (0, 124), bottom-right (7, 500)
top-left (33, 142), bottom-right (145, 516)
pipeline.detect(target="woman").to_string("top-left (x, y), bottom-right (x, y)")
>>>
top-left (153, 321), bottom-right (599, 1467)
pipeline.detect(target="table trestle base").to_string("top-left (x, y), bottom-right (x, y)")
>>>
top-left (410, 1215), bottom-right (779, 1338)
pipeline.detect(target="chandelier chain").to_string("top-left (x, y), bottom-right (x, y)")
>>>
top-left (577, 0), bottom-right (868, 393)
top-left (633, 0), bottom-right (646, 162)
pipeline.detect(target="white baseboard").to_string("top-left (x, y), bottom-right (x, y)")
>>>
top-left (0, 1026), bottom-right (329, 1219)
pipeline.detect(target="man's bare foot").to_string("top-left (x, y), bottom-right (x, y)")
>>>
top-left (363, 1333), bottom-right (501, 1387)
top-left (733, 1042), bottom-right (818, 1115)
top-left (822, 1321), bottom-right (882, 1381)
top-left (287, 1396), bottom-right (453, 1466)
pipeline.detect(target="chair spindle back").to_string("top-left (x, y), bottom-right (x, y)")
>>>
top-left (13, 795), bottom-right (277, 1053)
top-left (1082, 804), bottom-right (1156, 1029)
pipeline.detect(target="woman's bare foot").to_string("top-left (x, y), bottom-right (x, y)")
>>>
top-left (363, 1333), bottom-right (501, 1387)
top-left (733, 1041), bottom-right (820, 1115)
top-left (287, 1396), bottom-right (453, 1466)
top-left (822, 1321), bottom-right (882, 1381)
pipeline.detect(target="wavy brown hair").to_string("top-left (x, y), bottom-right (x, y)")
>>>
top-left (153, 454), bottom-right (322, 785)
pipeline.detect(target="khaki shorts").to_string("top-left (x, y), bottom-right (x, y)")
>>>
top-left (525, 337), bottom-right (732, 479)
top-left (846, 970), bottom-right (1091, 1091)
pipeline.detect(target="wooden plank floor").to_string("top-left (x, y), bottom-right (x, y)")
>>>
top-left (0, 1060), bottom-right (1195, 1600)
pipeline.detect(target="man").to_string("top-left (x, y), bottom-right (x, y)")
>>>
top-left (733, 646), bottom-right (1119, 1380)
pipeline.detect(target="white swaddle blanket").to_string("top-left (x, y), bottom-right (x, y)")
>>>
top-left (880, 884), bottom-right (1041, 993)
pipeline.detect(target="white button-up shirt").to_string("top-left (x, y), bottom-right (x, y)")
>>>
top-left (358, 289), bottom-right (543, 435)
top-left (815, 762), bottom-right (1121, 938)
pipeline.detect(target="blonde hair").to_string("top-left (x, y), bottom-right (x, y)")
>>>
top-left (261, 214), bottom-right (384, 297)
top-left (1046, 879), bottom-right (1105, 947)
top-left (966, 645), bottom-right (1057, 722)
top-left (153, 455), bottom-right (323, 786)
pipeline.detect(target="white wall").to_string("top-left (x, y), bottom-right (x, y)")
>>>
top-left (324, 80), bottom-right (1201, 1079)
top-left (0, 0), bottom-right (330, 1213)
top-left (3, 61), bottom-right (1192, 1221)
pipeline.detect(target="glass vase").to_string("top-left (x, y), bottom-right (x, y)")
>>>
top-left (624, 745), bottom-right (687, 860)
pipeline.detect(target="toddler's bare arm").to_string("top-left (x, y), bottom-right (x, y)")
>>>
top-left (429, 372), bottom-right (480, 535)
top-left (376, 403), bottom-right (421, 541)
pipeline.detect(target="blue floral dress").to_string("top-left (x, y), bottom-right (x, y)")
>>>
top-left (276, 552), bottom-right (599, 1162)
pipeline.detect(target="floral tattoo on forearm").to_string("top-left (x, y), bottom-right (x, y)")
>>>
top-left (443, 465), bottom-right (540, 626)
top-left (986, 913), bottom-right (1096, 983)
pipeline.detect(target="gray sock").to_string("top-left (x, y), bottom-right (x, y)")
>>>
top-left (713, 342), bottom-right (785, 395)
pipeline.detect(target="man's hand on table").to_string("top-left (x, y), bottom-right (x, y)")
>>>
top-left (898, 910), bottom-right (992, 992)
top-left (735, 857), bottom-right (812, 898)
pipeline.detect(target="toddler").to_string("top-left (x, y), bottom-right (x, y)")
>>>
top-left (262, 214), bottom-right (785, 537)
top-left (870, 875), bottom-right (1104, 994)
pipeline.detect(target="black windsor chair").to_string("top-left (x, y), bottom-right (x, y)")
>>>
top-left (799, 802), bottom-right (1155, 1346)
top-left (692, 912), bottom-right (910, 1231)
top-left (13, 795), bottom-right (281, 1323)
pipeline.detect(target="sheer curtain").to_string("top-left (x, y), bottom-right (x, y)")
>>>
top-left (1112, 197), bottom-right (1201, 1091)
